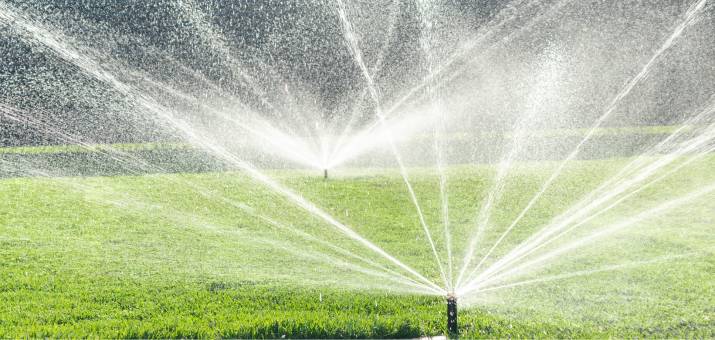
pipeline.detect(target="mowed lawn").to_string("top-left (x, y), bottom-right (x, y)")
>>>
top-left (0, 154), bottom-right (713, 338)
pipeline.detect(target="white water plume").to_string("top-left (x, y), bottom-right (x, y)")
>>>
top-left (1, 0), bottom-right (714, 322)
top-left (456, 45), bottom-right (571, 287)
top-left (461, 251), bottom-right (708, 305)
top-left (456, 0), bottom-right (710, 290)
top-left (459, 180), bottom-right (715, 296)
top-left (460, 114), bottom-right (715, 288)
top-left (416, 0), bottom-right (454, 291)
top-left (459, 104), bottom-right (715, 289)
top-left (0, 3), bottom-right (444, 294)
top-left (1, 104), bottom-right (437, 294)
top-left (334, 0), bottom-right (449, 289)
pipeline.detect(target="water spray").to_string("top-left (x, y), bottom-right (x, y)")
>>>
top-left (447, 293), bottom-right (458, 336)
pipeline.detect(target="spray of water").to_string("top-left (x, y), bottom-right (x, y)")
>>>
top-left (2, 0), bottom-right (714, 330)
top-left (0, 3), bottom-right (444, 294)
top-left (334, 0), bottom-right (449, 289)
top-left (457, 0), bottom-right (709, 288)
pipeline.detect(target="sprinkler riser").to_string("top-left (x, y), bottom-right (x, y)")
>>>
top-left (323, 169), bottom-right (328, 180)
top-left (447, 295), bottom-right (458, 335)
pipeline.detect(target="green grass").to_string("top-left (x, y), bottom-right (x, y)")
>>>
top-left (0, 155), bottom-right (713, 338)
top-left (0, 142), bottom-right (188, 155)
top-left (0, 124), bottom-right (685, 155)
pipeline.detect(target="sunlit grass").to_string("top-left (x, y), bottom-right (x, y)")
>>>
top-left (0, 155), bottom-right (713, 338)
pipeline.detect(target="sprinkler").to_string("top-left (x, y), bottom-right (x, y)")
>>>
top-left (447, 293), bottom-right (458, 336)
top-left (323, 168), bottom-right (328, 180)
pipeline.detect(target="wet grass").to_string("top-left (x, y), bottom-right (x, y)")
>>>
top-left (0, 155), bottom-right (713, 338)
top-left (0, 123), bottom-right (685, 155)
top-left (0, 142), bottom-right (188, 155)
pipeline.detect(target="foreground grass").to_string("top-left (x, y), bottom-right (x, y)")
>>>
top-left (0, 155), bottom-right (713, 338)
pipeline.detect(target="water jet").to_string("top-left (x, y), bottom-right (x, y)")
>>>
top-left (0, 0), bottom-right (713, 338)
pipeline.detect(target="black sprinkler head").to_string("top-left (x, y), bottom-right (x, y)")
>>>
top-left (447, 293), bottom-right (458, 336)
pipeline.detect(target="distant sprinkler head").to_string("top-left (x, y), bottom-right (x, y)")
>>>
top-left (447, 293), bottom-right (458, 336)
top-left (323, 168), bottom-right (328, 180)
